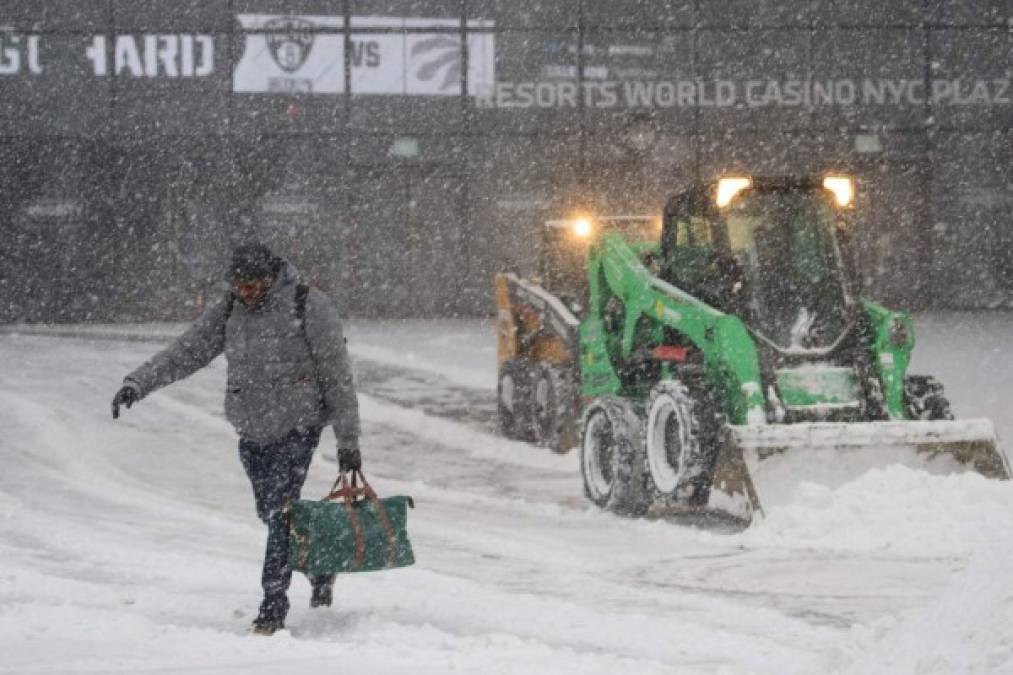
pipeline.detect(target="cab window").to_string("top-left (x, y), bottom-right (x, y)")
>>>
top-left (670, 215), bottom-right (714, 249)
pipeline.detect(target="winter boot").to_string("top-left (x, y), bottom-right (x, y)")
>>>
top-left (250, 593), bottom-right (288, 635)
top-left (250, 615), bottom-right (285, 636)
top-left (310, 575), bottom-right (335, 608)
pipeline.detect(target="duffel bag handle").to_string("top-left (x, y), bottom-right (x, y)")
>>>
top-left (323, 469), bottom-right (377, 503)
top-left (322, 469), bottom-right (399, 569)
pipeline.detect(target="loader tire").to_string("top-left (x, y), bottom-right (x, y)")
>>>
top-left (903, 375), bottom-right (954, 421)
top-left (498, 359), bottom-right (535, 441)
top-left (580, 397), bottom-right (650, 516)
top-left (531, 363), bottom-right (578, 453)
top-left (644, 380), bottom-right (721, 507)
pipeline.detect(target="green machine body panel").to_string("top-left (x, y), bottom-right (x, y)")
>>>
top-left (862, 299), bottom-right (915, 419)
top-left (579, 232), bottom-right (766, 425)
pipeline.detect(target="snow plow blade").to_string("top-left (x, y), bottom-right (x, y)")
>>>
top-left (709, 419), bottom-right (1010, 523)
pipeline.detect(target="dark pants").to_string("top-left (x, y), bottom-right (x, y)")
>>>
top-left (239, 427), bottom-right (334, 621)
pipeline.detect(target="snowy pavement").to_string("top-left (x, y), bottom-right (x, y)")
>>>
top-left (1, 314), bottom-right (1012, 674)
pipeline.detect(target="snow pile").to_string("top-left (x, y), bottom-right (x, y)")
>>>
top-left (743, 465), bottom-right (1013, 557)
top-left (742, 465), bottom-right (1013, 673)
top-left (835, 528), bottom-right (1013, 674)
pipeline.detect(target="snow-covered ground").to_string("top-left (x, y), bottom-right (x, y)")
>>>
top-left (1, 313), bottom-right (1011, 674)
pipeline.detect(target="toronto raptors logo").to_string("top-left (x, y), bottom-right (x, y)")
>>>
top-left (411, 35), bottom-right (462, 91)
top-left (264, 17), bottom-right (315, 73)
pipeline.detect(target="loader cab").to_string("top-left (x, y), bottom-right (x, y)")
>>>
top-left (661, 176), bottom-right (857, 352)
top-left (539, 218), bottom-right (592, 314)
top-left (660, 187), bottom-right (747, 315)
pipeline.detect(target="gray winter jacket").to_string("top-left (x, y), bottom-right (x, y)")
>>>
top-left (123, 262), bottom-right (360, 448)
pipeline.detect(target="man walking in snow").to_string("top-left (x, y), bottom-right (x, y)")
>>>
top-left (111, 242), bottom-right (361, 635)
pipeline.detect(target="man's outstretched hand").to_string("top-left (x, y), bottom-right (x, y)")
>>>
top-left (111, 385), bottom-right (139, 419)
top-left (338, 447), bottom-right (362, 472)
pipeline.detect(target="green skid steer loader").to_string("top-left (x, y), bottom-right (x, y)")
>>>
top-left (496, 176), bottom-right (1009, 523)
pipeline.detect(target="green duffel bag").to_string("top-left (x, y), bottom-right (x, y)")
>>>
top-left (288, 470), bottom-right (415, 576)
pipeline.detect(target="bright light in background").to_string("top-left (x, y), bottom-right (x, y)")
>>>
top-left (716, 177), bottom-right (752, 208)
top-left (823, 175), bottom-right (854, 207)
top-left (573, 217), bottom-right (593, 238)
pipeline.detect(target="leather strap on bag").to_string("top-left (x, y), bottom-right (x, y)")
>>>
top-left (294, 527), bottom-right (310, 569)
top-left (342, 496), bottom-right (366, 569)
top-left (325, 471), bottom-right (366, 569)
top-left (324, 470), bottom-right (399, 569)
top-left (284, 502), bottom-right (311, 570)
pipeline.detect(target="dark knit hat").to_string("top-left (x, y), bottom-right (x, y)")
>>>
top-left (229, 243), bottom-right (280, 282)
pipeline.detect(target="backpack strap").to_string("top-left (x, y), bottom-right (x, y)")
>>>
top-left (223, 289), bottom-right (236, 323)
top-left (294, 283), bottom-right (309, 334)
top-left (293, 282), bottom-right (328, 412)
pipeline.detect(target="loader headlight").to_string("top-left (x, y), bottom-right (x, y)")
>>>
top-left (888, 317), bottom-right (910, 347)
top-left (716, 177), bottom-right (752, 208)
top-left (823, 175), bottom-right (854, 208)
top-left (573, 217), bottom-right (593, 238)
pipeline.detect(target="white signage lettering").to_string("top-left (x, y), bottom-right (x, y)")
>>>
top-left (25, 198), bottom-right (83, 219)
top-left (0, 29), bottom-right (42, 75)
top-left (0, 16), bottom-right (496, 95)
top-left (86, 34), bottom-right (214, 77)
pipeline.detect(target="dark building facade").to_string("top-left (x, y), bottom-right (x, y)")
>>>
top-left (0, 1), bottom-right (1010, 321)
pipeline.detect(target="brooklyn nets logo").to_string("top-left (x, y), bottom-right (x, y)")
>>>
top-left (264, 17), bottom-right (315, 73)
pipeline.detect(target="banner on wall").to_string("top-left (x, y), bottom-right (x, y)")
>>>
top-left (234, 14), bottom-right (345, 94)
top-left (233, 14), bottom-right (495, 96)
